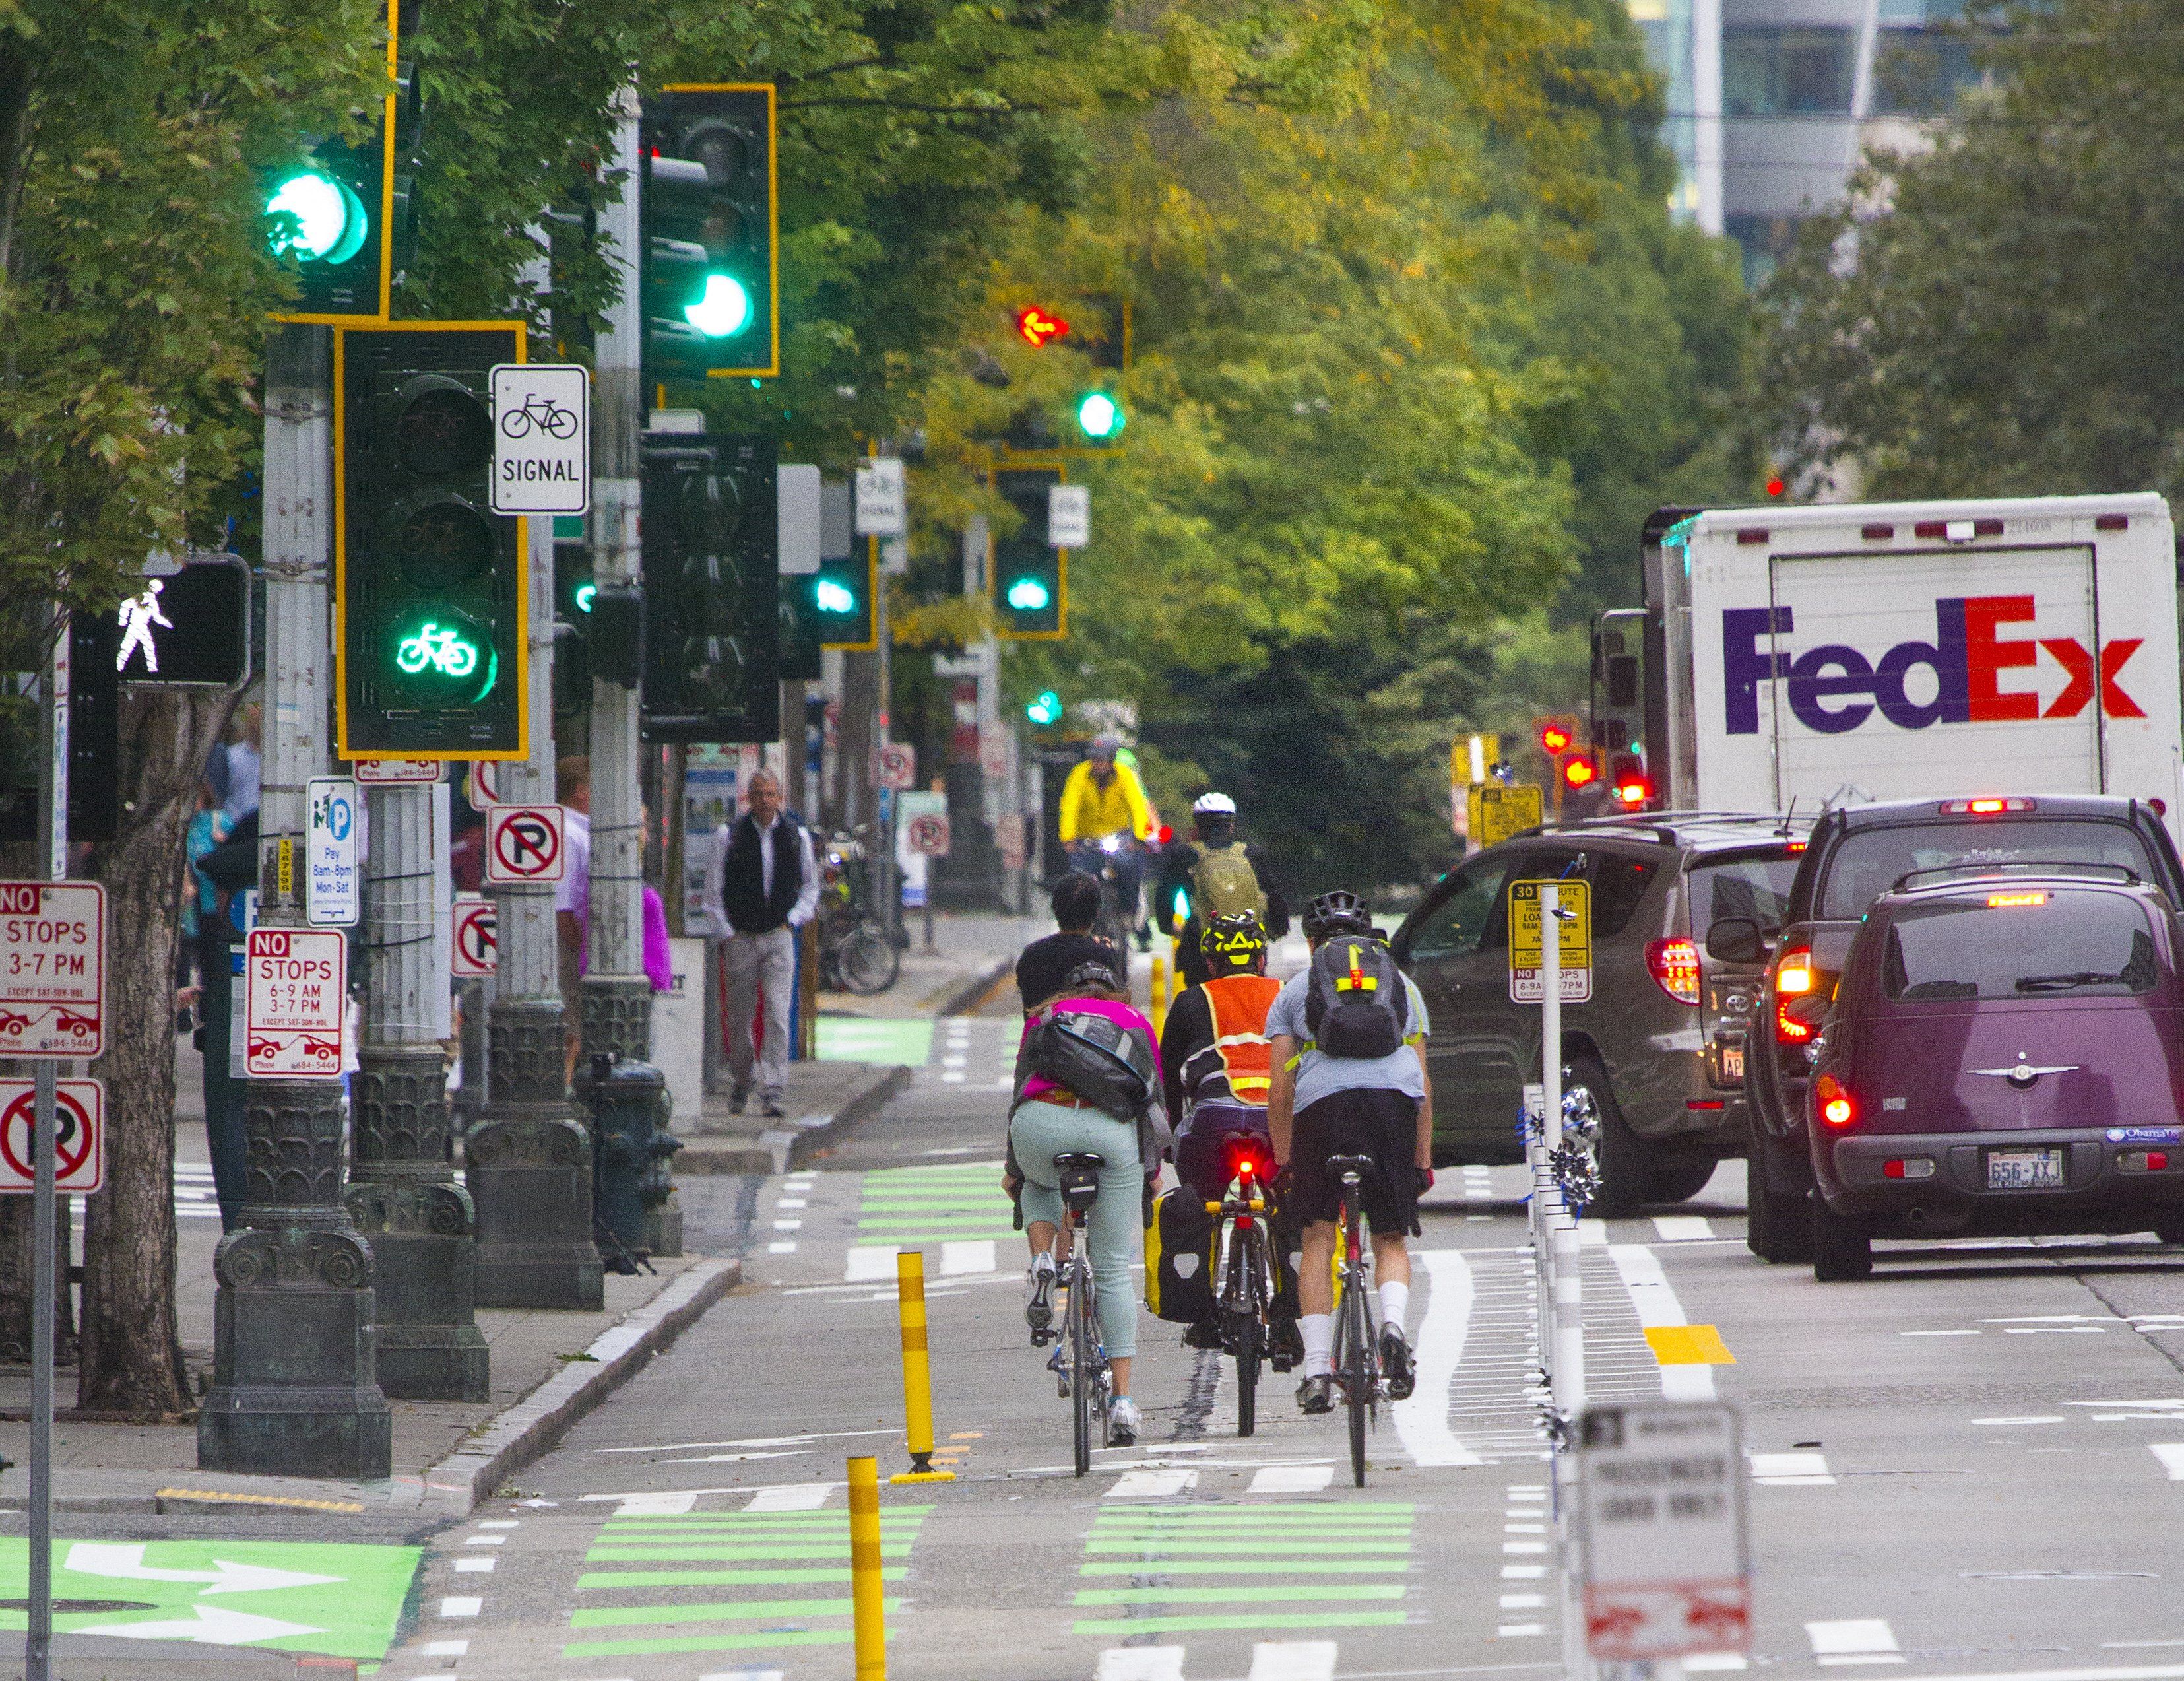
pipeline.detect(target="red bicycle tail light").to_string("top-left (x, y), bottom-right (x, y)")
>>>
top-left (1815, 1072), bottom-right (1855, 1128)
top-left (1646, 937), bottom-right (1702, 1005)
top-left (1226, 1138), bottom-right (1268, 1181)
top-left (1775, 946), bottom-right (1815, 1044)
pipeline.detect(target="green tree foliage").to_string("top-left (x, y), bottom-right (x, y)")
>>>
top-left (1755, 0), bottom-right (2177, 500)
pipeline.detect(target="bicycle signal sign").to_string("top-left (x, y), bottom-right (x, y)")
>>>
top-left (491, 364), bottom-right (590, 515)
top-left (485, 803), bottom-right (566, 884)
top-left (0, 1079), bottom-right (104, 1194)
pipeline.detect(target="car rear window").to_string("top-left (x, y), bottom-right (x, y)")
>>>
top-left (1881, 890), bottom-right (2161, 1001)
top-left (1689, 851), bottom-right (1801, 930)
top-left (1817, 819), bottom-right (2163, 918)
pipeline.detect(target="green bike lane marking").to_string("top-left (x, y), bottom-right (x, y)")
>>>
top-left (564, 1506), bottom-right (931, 1660)
top-left (817, 1018), bottom-right (934, 1065)
top-left (855, 1164), bottom-right (1019, 1244)
top-left (1074, 1503), bottom-right (1415, 1639)
top-left (0, 1538), bottom-right (417, 1660)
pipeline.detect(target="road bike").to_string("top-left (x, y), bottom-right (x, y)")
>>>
top-left (1206, 1133), bottom-right (1279, 1437)
top-left (1328, 1152), bottom-right (1384, 1488)
top-left (499, 391), bottom-right (580, 440)
top-left (1070, 835), bottom-right (1142, 952)
top-left (815, 828), bottom-right (899, 995)
top-left (1028, 1150), bottom-right (1113, 1476)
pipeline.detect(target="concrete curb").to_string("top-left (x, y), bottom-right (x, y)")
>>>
top-left (930, 953), bottom-right (1013, 1018)
top-left (416, 1255), bottom-right (741, 1515)
top-left (676, 1063), bottom-right (913, 1176)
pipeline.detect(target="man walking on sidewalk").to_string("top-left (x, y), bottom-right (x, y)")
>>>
top-left (703, 769), bottom-right (818, 1117)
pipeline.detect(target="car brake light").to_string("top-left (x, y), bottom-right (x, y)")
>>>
top-left (1987, 891), bottom-right (2047, 907)
top-left (1646, 937), bottom-right (1701, 1005)
top-left (1815, 1072), bottom-right (1855, 1128)
top-left (1775, 946), bottom-right (1815, 1044)
top-left (1786, 839), bottom-right (1807, 853)
top-left (1939, 797), bottom-right (2036, 815)
top-left (1614, 777), bottom-right (1654, 809)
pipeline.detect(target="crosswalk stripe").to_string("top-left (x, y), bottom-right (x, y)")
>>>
top-left (844, 1248), bottom-right (897, 1282)
top-left (1097, 1651), bottom-right (1184, 1681)
top-left (1246, 1465), bottom-right (1333, 1495)
top-left (940, 1240), bottom-right (996, 1276)
top-left (613, 1492), bottom-right (698, 1516)
top-left (746, 1484), bottom-right (835, 1512)
top-left (1251, 1641), bottom-right (1339, 1681)
top-left (1107, 1468), bottom-right (1197, 1498)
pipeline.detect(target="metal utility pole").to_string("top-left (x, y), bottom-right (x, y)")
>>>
top-left (199, 322), bottom-right (392, 1479)
top-left (349, 774), bottom-right (489, 1399)
top-left (472, 243), bottom-right (605, 1312)
top-left (583, 85), bottom-right (654, 1072)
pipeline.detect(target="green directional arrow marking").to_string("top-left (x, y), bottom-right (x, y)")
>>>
top-left (0, 1538), bottom-right (419, 1661)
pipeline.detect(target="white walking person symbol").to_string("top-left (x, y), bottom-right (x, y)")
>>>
top-left (116, 579), bottom-right (172, 674)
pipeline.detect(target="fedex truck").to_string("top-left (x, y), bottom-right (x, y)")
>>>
top-left (1592, 494), bottom-right (2183, 841)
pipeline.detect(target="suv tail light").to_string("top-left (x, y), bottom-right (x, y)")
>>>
top-left (1938, 797), bottom-right (2035, 815)
top-left (1646, 937), bottom-right (1701, 1005)
top-left (1775, 946), bottom-right (1816, 1044)
top-left (1815, 1072), bottom-right (1856, 1128)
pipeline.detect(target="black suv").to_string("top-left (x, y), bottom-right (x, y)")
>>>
top-left (1390, 813), bottom-right (1809, 1218)
top-left (1721, 795), bottom-right (2184, 1263)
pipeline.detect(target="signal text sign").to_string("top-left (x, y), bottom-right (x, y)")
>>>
top-left (0, 882), bottom-right (106, 1058)
top-left (0, 1080), bottom-right (105, 1195)
top-left (245, 928), bottom-right (346, 1079)
top-left (492, 364), bottom-right (591, 515)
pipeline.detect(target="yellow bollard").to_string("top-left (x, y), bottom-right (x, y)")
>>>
top-left (889, 1251), bottom-right (955, 1483)
top-left (1151, 954), bottom-right (1168, 1034)
top-left (848, 1455), bottom-right (887, 1681)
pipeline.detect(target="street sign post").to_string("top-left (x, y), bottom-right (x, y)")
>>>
top-left (453, 893), bottom-right (498, 977)
top-left (0, 881), bottom-right (106, 1058)
top-left (304, 776), bottom-right (360, 927)
top-left (244, 927), bottom-right (347, 1079)
top-left (1576, 1401), bottom-right (1751, 1662)
top-left (484, 803), bottom-right (567, 885)
top-left (1510, 877), bottom-right (1591, 1003)
top-left (0, 1080), bottom-right (105, 1195)
top-left (352, 758), bottom-right (442, 785)
top-left (491, 363), bottom-right (591, 515)
top-left (1467, 781), bottom-right (1542, 851)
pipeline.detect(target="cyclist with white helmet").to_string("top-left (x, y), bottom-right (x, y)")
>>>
top-left (1154, 791), bottom-right (1290, 989)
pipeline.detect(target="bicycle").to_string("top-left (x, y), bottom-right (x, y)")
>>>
top-left (814, 828), bottom-right (899, 995)
top-left (1028, 1150), bottom-right (1113, 1477)
top-left (1205, 1133), bottom-right (1278, 1437)
top-left (1070, 835), bottom-right (1140, 952)
top-left (1328, 1152), bottom-right (1383, 1488)
top-left (499, 390), bottom-right (580, 440)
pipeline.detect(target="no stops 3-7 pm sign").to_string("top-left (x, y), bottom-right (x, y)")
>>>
top-left (0, 1080), bottom-right (105, 1194)
top-left (485, 803), bottom-right (566, 884)
top-left (245, 928), bottom-right (346, 1079)
top-left (0, 881), bottom-right (106, 1058)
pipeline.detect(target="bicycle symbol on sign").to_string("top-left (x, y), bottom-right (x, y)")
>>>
top-left (396, 622), bottom-right (480, 679)
top-left (499, 391), bottom-right (580, 441)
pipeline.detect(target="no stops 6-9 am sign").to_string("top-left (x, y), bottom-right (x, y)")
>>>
top-left (0, 1079), bottom-right (105, 1194)
top-left (245, 928), bottom-right (347, 1079)
top-left (0, 881), bottom-right (106, 1058)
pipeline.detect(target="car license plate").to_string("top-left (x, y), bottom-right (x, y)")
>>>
top-left (1721, 1046), bottom-right (1745, 1083)
top-left (1987, 1148), bottom-right (2065, 1191)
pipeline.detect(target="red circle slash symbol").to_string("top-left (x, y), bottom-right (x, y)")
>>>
top-left (494, 811), bottom-right (560, 878)
top-left (0, 1089), bottom-right (92, 1184)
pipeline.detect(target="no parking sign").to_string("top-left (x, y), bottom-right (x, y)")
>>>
top-left (453, 894), bottom-right (498, 977)
top-left (485, 804), bottom-right (566, 885)
top-left (0, 1080), bottom-right (104, 1193)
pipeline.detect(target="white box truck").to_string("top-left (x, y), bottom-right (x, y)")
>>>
top-left (1593, 494), bottom-right (2183, 839)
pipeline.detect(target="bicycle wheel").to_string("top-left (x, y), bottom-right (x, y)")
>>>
top-left (839, 923), bottom-right (899, 995)
top-left (1071, 1266), bottom-right (1094, 1478)
top-left (1339, 1286), bottom-right (1370, 1487)
top-left (1233, 1229), bottom-right (1262, 1437)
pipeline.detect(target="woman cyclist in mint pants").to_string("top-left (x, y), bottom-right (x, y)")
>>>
top-left (1004, 962), bottom-right (1162, 1446)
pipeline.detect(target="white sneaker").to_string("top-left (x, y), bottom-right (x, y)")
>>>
top-left (1023, 1251), bottom-right (1057, 1335)
top-left (1108, 1396), bottom-right (1143, 1445)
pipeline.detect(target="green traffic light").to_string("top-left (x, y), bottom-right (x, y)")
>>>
top-left (266, 168), bottom-right (368, 264)
top-left (1076, 391), bottom-right (1124, 440)
top-left (573, 583), bottom-right (597, 613)
top-left (1027, 690), bottom-right (1063, 725)
top-left (685, 273), bottom-right (754, 338)
top-left (1006, 576), bottom-right (1052, 612)
top-left (815, 578), bottom-right (858, 614)
top-left (389, 614), bottom-right (497, 704)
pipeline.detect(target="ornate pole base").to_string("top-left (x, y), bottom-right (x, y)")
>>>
top-left (198, 1081), bottom-right (391, 1480)
top-left (474, 998), bottom-right (604, 1310)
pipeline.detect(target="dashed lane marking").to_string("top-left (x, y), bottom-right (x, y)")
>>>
top-left (2148, 1444), bottom-right (2184, 1478)
top-left (1650, 1216), bottom-right (1714, 1241)
top-left (1108, 1469), bottom-right (1198, 1498)
top-left (942, 1239), bottom-right (997, 1276)
top-left (1098, 1652), bottom-right (1185, 1681)
top-left (1392, 1249), bottom-right (1486, 1468)
top-left (1608, 1244), bottom-right (1724, 1399)
top-left (1808, 1618), bottom-right (1904, 1666)
top-left (1247, 1465), bottom-right (1333, 1495)
top-left (1752, 1451), bottom-right (1836, 1486)
top-left (1250, 1641), bottom-right (1339, 1680)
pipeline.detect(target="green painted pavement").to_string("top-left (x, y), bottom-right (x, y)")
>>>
top-left (0, 1538), bottom-right (418, 1661)
top-left (571, 1595), bottom-right (902, 1628)
top-left (817, 1018), bottom-right (934, 1065)
top-left (578, 1568), bottom-right (855, 1589)
top-left (1072, 1611), bottom-right (1409, 1636)
top-left (856, 1164), bottom-right (1019, 1244)
top-left (1079, 1559), bottom-right (1413, 1575)
top-left (567, 1628), bottom-right (852, 1659)
top-left (1085, 1538), bottom-right (1410, 1555)
top-left (587, 1544), bottom-right (913, 1561)
top-left (1075, 1585), bottom-right (1406, 1605)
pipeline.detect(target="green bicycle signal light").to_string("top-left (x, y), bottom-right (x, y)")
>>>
top-left (1076, 390), bottom-right (1125, 441)
top-left (265, 168), bottom-right (368, 265)
top-left (386, 610), bottom-right (497, 706)
top-left (1005, 575), bottom-right (1052, 612)
top-left (686, 272), bottom-right (754, 339)
top-left (816, 578), bottom-right (857, 614)
top-left (1026, 690), bottom-right (1063, 726)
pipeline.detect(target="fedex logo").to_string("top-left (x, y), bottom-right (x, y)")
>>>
top-left (1724, 597), bottom-right (2144, 736)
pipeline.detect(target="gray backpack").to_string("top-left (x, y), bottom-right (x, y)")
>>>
top-left (1303, 935), bottom-right (1409, 1058)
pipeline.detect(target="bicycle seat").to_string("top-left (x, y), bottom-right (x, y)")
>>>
top-left (1054, 1152), bottom-right (1106, 1214)
top-left (1325, 1153), bottom-right (1376, 1181)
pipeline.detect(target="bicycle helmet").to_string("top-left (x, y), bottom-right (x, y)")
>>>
top-left (1191, 791), bottom-right (1237, 818)
top-left (1200, 911), bottom-right (1268, 975)
top-left (1059, 956), bottom-right (1124, 995)
top-left (1088, 733), bottom-right (1122, 764)
top-left (1302, 888), bottom-right (1373, 940)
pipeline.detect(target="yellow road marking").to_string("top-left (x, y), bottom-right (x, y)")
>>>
top-left (1644, 1324), bottom-right (1735, 1365)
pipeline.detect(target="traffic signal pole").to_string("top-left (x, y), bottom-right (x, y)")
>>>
top-left (199, 323), bottom-right (393, 1480)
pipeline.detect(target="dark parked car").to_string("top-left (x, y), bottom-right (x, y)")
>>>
top-left (1803, 869), bottom-right (2184, 1280)
top-left (1718, 795), bottom-right (2184, 1264)
top-left (1391, 813), bottom-right (1807, 1217)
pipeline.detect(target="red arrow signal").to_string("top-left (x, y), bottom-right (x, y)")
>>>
top-left (1016, 306), bottom-right (1069, 348)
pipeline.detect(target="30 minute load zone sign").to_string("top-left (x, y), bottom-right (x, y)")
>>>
top-left (1510, 877), bottom-right (1591, 1003)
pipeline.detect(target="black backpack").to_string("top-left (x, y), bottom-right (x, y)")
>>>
top-left (1304, 935), bottom-right (1409, 1059)
top-left (1026, 1008), bottom-right (1157, 1117)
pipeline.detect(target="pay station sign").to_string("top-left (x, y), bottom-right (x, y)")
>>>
top-left (485, 803), bottom-right (566, 884)
top-left (452, 894), bottom-right (498, 977)
top-left (1576, 1402), bottom-right (1750, 1661)
top-left (0, 881), bottom-right (106, 1058)
top-left (0, 1080), bottom-right (104, 1194)
top-left (305, 776), bottom-right (360, 927)
top-left (1509, 877), bottom-right (1591, 1003)
top-left (245, 928), bottom-right (346, 1078)
top-left (491, 363), bottom-right (591, 515)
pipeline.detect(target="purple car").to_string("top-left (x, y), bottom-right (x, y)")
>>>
top-left (1803, 868), bottom-right (2184, 1280)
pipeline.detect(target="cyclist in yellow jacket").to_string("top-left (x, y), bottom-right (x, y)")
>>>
top-left (1058, 734), bottom-right (1155, 948)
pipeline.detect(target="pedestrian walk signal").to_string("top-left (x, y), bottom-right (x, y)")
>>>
top-left (642, 84), bottom-right (779, 380)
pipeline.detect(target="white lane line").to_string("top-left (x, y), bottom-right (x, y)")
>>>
top-left (748, 1483), bottom-right (839, 1512)
top-left (1808, 1619), bottom-right (1903, 1665)
top-left (1902, 1330), bottom-right (1981, 1338)
top-left (463, 1534), bottom-right (507, 1546)
top-left (1249, 1465), bottom-right (1334, 1496)
top-left (611, 1492), bottom-right (698, 1515)
top-left (1391, 1249), bottom-right (1487, 1467)
top-left (768, 1241), bottom-right (796, 1254)
top-left (420, 1639), bottom-right (472, 1657)
top-left (772, 1220), bottom-right (802, 1232)
top-left (1753, 1451), bottom-right (1836, 1486)
top-left (1607, 1243), bottom-right (1716, 1401)
top-left (1108, 1468), bottom-right (1198, 1499)
top-left (1651, 1216), bottom-right (1714, 1242)
top-left (2149, 1444), bottom-right (2184, 1479)
top-left (944, 1071), bottom-right (966, 1083)
top-left (845, 1247), bottom-right (899, 1282)
top-left (1685, 1657), bottom-right (1751, 1672)
top-left (1250, 1642), bottom-right (1337, 1681)
top-left (1973, 1416), bottom-right (2065, 1426)
top-left (942, 1240), bottom-right (996, 1276)
top-left (1098, 1651), bottom-right (1185, 1681)
top-left (1501, 1593), bottom-right (1545, 1609)
top-left (1498, 1624), bottom-right (1546, 1637)
top-left (1502, 1564), bottom-right (1547, 1580)
top-left (453, 1556), bottom-right (496, 1573)
top-left (775, 1197), bottom-right (808, 1210)
top-left (699, 1669), bottom-right (785, 1681)
top-left (438, 1597), bottom-right (482, 1618)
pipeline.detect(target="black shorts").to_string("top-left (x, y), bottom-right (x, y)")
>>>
top-left (1288, 1089), bottom-right (1423, 1236)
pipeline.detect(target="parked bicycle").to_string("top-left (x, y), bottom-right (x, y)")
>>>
top-left (815, 828), bottom-right (899, 995)
top-left (1027, 1150), bottom-right (1114, 1477)
top-left (1328, 1151), bottom-right (1384, 1487)
top-left (1205, 1133), bottom-right (1279, 1437)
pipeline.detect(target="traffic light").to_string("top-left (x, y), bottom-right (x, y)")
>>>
top-left (1562, 756), bottom-right (1598, 791)
top-left (266, 3), bottom-right (419, 321)
top-left (553, 533), bottom-right (593, 718)
top-left (1016, 305), bottom-right (1068, 347)
top-left (639, 433), bottom-right (780, 744)
top-left (994, 467), bottom-right (1064, 640)
top-left (1074, 390), bottom-right (1126, 444)
top-left (641, 84), bottom-right (779, 381)
top-left (113, 559), bottom-right (251, 686)
top-left (808, 545), bottom-right (876, 651)
top-left (1026, 690), bottom-right (1063, 726)
top-left (336, 323), bottom-right (526, 760)
top-left (1538, 719), bottom-right (1574, 757)
top-left (0, 610), bottom-right (118, 844)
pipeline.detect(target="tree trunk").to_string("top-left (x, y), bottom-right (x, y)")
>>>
top-left (77, 685), bottom-right (232, 1416)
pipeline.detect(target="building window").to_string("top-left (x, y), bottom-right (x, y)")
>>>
top-left (1873, 28), bottom-right (1987, 114)
top-left (1724, 26), bottom-right (1857, 115)
top-left (1725, 214), bottom-right (1804, 288)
